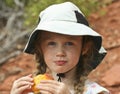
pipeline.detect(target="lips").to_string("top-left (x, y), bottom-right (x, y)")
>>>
top-left (54, 60), bottom-right (67, 66)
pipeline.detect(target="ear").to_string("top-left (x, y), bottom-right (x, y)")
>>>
top-left (82, 46), bottom-right (89, 55)
top-left (82, 41), bottom-right (91, 55)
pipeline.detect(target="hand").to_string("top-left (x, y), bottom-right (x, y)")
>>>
top-left (10, 74), bottom-right (34, 94)
top-left (37, 80), bottom-right (71, 94)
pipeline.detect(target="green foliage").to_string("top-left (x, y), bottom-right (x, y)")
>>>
top-left (24, 0), bottom-right (66, 28)
top-left (99, 9), bottom-right (107, 16)
top-left (4, 0), bottom-right (15, 8)
top-left (23, 0), bottom-right (112, 29)
top-left (2, 0), bottom-right (112, 30)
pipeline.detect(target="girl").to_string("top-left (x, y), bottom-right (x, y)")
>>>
top-left (10, 2), bottom-right (110, 94)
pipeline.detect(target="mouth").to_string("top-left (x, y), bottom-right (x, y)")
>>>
top-left (54, 60), bottom-right (67, 66)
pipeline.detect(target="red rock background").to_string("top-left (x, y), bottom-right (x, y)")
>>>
top-left (0, 1), bottom-right (120, 94)
top-left (88, 1), bottom-right (120, 93)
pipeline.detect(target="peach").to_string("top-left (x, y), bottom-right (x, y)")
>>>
top-left (32, 74), bottom-right (53, 93)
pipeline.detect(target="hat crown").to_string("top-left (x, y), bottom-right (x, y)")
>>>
top-left (40, 2), bottom-right (84, 23)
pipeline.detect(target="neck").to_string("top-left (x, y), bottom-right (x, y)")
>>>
top-left (51, 66), bottom-right (77, 89)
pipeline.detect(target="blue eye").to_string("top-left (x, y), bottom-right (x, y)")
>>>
top-left (48, 42), bottom-right (56, 46)
top-left (65, 42), bottom-right (74, 46)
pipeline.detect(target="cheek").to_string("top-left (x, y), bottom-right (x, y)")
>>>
top-left (68, 49), bottom-right (81, 62)
top-left (43, 49), bottom-right (54, 63)
top-left (71, 52), bottom-right (80, 63)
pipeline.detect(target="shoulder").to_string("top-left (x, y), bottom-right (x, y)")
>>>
top-left (83, 80), bottom-right (110, 94)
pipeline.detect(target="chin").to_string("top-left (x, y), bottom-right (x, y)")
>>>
top-left (53, 69), bottom-right (67, 74)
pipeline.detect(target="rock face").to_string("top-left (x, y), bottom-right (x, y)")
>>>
top-left (0, 1), bottom-right (120, 94)
top-left (102, 64), bottom-right (120, 86)
top-left (88, 1), bottom-right (120, 93)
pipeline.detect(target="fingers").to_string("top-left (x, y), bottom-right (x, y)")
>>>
top-left (10, 74), bottom-right (34, 94)
top-left (37, 80), bottom-right (69, 94)
top-left (13, 74), bottom-right (33, 87)
top-left (15, 74), bottom-right (33, 83)
top-left (38, 80), bottom-right (60, 91)
top-left (15, 84), bottom-right (31, 94)
top-left (37, 83), bottom-right (56, 93)
top-left (40, 80), bottom-right (60, 85)
top-left (15, 80), bottom-right (34, 88)
top-left (40, 90), bottom-right (53, 94)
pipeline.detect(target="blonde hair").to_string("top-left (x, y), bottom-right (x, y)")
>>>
top-left (34, 32), bottom-right (97, 93)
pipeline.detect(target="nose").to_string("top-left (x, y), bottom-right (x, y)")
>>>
top-left (56, 46), bottom-right (66, 57)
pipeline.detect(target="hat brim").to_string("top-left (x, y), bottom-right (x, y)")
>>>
top-left (24, 21), bottom-right (102, 53)
top-left (36, 21), bottom-right (101, 36)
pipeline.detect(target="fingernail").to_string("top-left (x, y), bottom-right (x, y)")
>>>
top-left (28, 74), bottom-right (31, 76)
top-left (36, 85), bottom-right (42, 88)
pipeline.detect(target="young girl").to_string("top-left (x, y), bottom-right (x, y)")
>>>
top-left (10, 2), bottom-right (110, 94)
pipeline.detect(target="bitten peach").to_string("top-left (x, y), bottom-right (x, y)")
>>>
top-left (32, 74), bottom-right (53, 93)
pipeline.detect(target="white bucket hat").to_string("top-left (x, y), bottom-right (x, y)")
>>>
top-left (24, 2), bottom-right (106, 69)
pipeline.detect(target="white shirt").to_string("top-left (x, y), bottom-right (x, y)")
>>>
top-left (83, 80), bottom-right (110, 94)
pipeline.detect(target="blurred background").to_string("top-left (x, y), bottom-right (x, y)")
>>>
top-left (0, 0), bottom-right (120, 94)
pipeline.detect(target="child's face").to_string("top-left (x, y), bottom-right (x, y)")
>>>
top-left (40, 31), bottom-right (83, 73)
